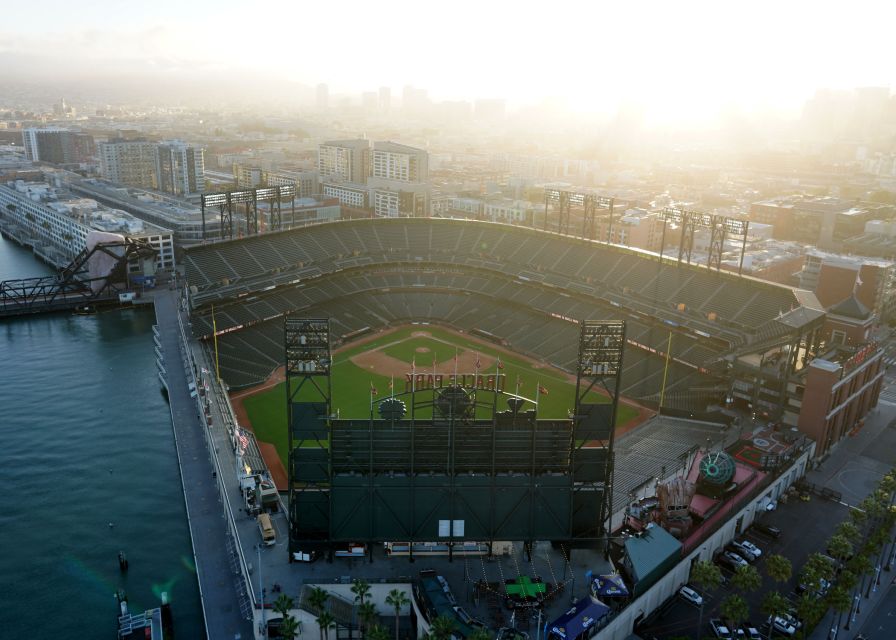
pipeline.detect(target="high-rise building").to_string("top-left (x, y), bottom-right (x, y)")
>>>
top-left (99, 139), bottom-right (159, 190)
top-left (22, 128), bottom-right (95, 165)
top-left (316, 83), bottom-right (329, 111)
top-left (379, 87), bottom-right (391, 111)
top-left (156, 140), bottom-right (205, 197)
top-left (368, 141), bottom-right (429, 217)
top-left (99, 139), bottom-right (205, 197)
top-left (318, 139), bottom-right (370, 183)
top-left (371, 141), bottom-right (428, 183)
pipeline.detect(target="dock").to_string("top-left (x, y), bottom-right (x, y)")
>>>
top-left (154, 289), bottom-right (255, 639)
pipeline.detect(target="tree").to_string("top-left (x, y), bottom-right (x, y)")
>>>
top-left (352, 578), bottom-right (372, 606)
top-left (731, 564), bottom-right (762, 594)
top-left (765, 554), bottom-right (792, 585)
top-left (761, 591), bottom-right (788, 638)
top-left (367, 625), bottom-right (391, 640)
top-left (317, 611), bottom-right (336, 640)
top-left (281, 615), bottom-right (301, 640)
top-left (429, 614), bottom-right (456, 640)
top-left (826, 585), bottom-right (852, 633)
top-left (803, 552), bottom-right (836, 585)
top-left (308, 587), bottom-right (329, 615)
top-left (273, 594), bottom-right (296, 620)
top-left (795, 593), bottom-right (825, 630)
top-left (358, 601), bottom-right (378, 635)
top-left (467, 629), bottom-right (492, 640)
top-left (721, 594), bottom-right (749, 629)
top-left (385, 589), bottom-right (410, 640)
top-left (828, 534), bottom-right (854, 567)
top-left (690, 561), bottom-right (723, 640)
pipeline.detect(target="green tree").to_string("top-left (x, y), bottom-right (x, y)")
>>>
top-left (367, 625), bottom-right (391, 640)
top-left (690, 561), bottom-right (723, 640)
top-left (351, 578), bottom-right (372, 606)
top-left (308, 586), bottom-right (329, 615)
top-left (721, 594), bottom-right (749, 628)
top-left (828, 534), bottom-right (854, 567)
top-left (848, 553), bottom-right (873, 611)
top-left (826, 585), bottom-right (852, 632)
top-left (429, 614), bottom-right (456, 640)
top-left (731, 564), bottom-right (762, 593)
top-left (358, 601), bottom-right (378, 635)
top-left (765, 553), bottom-right (792, 585)
top-left (385, 589), bottom-right (410, 640)
top-left (317, 611), bottom-right (336, 640)
top-left (281, 615), bottom-right (301, 640)
top-left (761, 591), bottom-right (788, 638)
top-left (795, 593), bottom-right (825, 630)
top-left (273, 594), bottom-right (296, 619)
top-left (466, 629), bottom-right (492, 640)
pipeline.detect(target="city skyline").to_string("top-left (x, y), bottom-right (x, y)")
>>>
top-left (2, 0), bottom-right (894, 125)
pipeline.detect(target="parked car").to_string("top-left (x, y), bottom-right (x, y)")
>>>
top-left (752, 522), bottom-right (782, 538)
top-left (780, 611), bottom-right (802, 630)
top-left (720, 550), bottom-right (749, 569)
top-left (678, 585), bottom-right (704, 607)
top-left (767, 615), bottom-right (796, 636)
top-left (741, 623), bottom-right (762, 639)
top-left (796, 577), bottom-right (831, 596)
top-left (731, 539), bottom-right (762, 560)
top-left (726, 543), bottom-right (757, 562)
top-left (710, 618), bottom-right (733, 639)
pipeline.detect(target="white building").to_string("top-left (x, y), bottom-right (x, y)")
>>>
top-left (318, 139), bottom-right (370, 184)
top-left (368, 141), bottom-right (429, 217)
top-left (323, 182), bottom-right (369, 210)
top-left (0, 178), bottom-right (174, 271)
top-left (156, 140), bottom-right (205, 197)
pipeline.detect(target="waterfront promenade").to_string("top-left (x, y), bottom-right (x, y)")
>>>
top-left (155, 289), bottom-right (255, 639)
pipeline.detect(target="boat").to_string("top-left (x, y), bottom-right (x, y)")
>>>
top-left (116, 590), bottom-right (174, 639)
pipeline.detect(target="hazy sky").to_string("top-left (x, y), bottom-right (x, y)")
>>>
top-left (2, 0), bottom-right (893, 123)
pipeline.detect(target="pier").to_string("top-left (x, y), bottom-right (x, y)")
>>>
top-left (155, 289), bottom-right (255, 639)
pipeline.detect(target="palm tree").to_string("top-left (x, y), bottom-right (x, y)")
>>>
top-left (385, 589), bottom-right (410, 640)
top-left (721, 594), bottom-right (749, 630)
top-left (828, 534), bottom-right (854, 570)
top-left (847, 553), bottom-right (872, 614)
top-left (467, 629), bottom-right (492, 640)
top-left (765, 553), bottom-right (792, 585)
top-left (731, 564), bottom-right (762, 594)
top-left (795, 592), bottom-right (826, 630)
top-left (367, 625), bottom-right (391, 640)
top-left (689, 560), bottom-right (722, 640)
top-left (317, 611), bottom-right (336, 640)
top-left (274, 594), bottom-right (296, 620)
top-left (352, 578), bottom-right (372, 606)
top-left (761, 590), bottom-right (788, 638)
top-left (826, 585), bottom-right (852, 636)
top-left (429, 614), bottom-right (456, 640)
top-left (308, 586), bottom-right (329, 616)
top-left (358, 601), bottom-right (378, 635)
top-left (281, 615), bottom-right (302, 640)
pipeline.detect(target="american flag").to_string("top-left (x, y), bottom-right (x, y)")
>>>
top-left (538, 384), bottom-right (549, 395)
top-left (370, 382), bottom-right (378, 396)
top-left (238, 430), bottom-right (249, 453)
top-left (496, 358), bottom-right (504, 370)
top-left (475, 353), bottom-right (481, 370)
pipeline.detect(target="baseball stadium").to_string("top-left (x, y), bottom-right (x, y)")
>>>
top-left (180, 214), bottom-right (828, 638)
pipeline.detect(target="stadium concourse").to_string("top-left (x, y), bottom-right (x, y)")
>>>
top-left (183, 217), bottom-right (816, 413)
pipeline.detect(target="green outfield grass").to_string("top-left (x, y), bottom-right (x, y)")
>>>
top-left (242, 325), bottom-right (640, 468)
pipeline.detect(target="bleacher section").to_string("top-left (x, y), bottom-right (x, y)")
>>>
top-left (202, 268), bottom-right (712, 405)
top-left (184, 219), bottom-right (803, 338)
top-left (183, 218), bottom-right (813, 406)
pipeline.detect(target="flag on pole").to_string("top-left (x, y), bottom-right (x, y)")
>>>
top-left (370, 381), bottom-right (378, 396)
top-left (453, 348), bottom-right (459, 380)
top-left (496, 358), bottom-right (504, 370)
top-left (411, 356), bottom-right (416, 375)
top-left (538, 384), bottom-right (549, 395)
top-left (475, 352), bottom-right (481, 370)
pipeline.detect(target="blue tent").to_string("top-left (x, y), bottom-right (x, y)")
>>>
top-left (548, 596), bottom-right (610, 640)
top-left (591, 573), bottom-right (629, 598)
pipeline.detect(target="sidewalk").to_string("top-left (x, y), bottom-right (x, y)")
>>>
top-left (805, 400), bottom-right (896, 640)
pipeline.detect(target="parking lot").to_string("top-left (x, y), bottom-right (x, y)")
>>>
top-left (637, 488), bottom-right (850, 639)
top-left (637, 396), bottom-right (896, 640)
